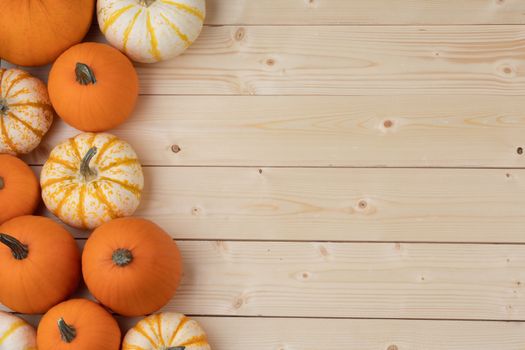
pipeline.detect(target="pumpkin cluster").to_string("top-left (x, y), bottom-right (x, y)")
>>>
top-left (0, 0), bottom-right (210, 349)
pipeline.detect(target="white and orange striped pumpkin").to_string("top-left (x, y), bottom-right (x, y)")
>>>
top-left (123, 313), bottom-right (211, 350)
top-left (0, 68), bottom-right (53, 155)
top-left (0, 312), bottom-right (36, 350)
top-left (97, 0), bottom-right (205, 63)
top-left (40, 133), bottom-right (144, 230)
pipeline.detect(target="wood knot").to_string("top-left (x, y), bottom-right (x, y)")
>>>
top-left (235, 27), bottom-right (245, 41)
top-left (358, 200), bottom-right (368, 209)
top-left (259, 168), bottom-right (263, 174)
top-left (192, 207), bottom-right (201, 216)
top-left (387, 346), bottom-right (399, 350)
top-left (215, 241), bottom-right (228, 252)
top-left (266, 58), bottom-right (275, 66)
top-left (233, 296), bottom-right (244, 309)
top-left (503, 66), bottom-right (512, 74)
top-left (301, 272), bottom-right (311, 280)
top-left (517, 147), bottom-right (523, 155)
top-left (171, 144), bottom-right (181, 153)
top-left (319, 245), bottom-right (329, 257)
top-left (383, 120), bottom-right (393, 128)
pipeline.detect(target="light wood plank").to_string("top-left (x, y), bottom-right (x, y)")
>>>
top-left (5, 25), bottom-right (525, 96)
top-left (23, 95), bottom-right (525, 167)
top-left (34, 167), bottom-right (525, 243)
top-left (7, 241), bottom-right (525, 320)
top-left (205, 0), bottom-right (525, 25)
top-left (169, 241), bottom-right (525, 319)
top-left (18, 315), bottom-right (525, 350)
top-left (96, 25), bottom-right (525, 95)
top-left (130, 317), bottom-right (525, 350)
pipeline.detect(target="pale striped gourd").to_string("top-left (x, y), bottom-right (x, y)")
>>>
top-left (97, 0), bottom-right (205, 63)
top-left (0, 312), bottom-right (36, 350)
top-left (0, 68), bottom-right (53, 155)
top-left (40, 133), bottom-right (144, 230)
top-left (123, 313), bottom-right (211, 350)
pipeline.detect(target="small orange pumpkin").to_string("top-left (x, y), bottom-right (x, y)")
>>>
top-left (0, 155), bottom-right (39, 225)
top-left (37, 298), bottom-right (121, 350)
top-left (0, 0), bottom-right (95, 66)
top-left (0, 216), bottom-right (80, 314)
top-left (82, 217), bottom-right (183, 316)
top-left (48, 42), bottom-right (139, 132)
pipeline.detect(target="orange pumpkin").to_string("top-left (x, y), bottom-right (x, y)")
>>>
top-left (48, 42), bottom-right (139, 132)
top-left (82, 217), bottom-right (183, 316)
top-left (37, 298), bottom-right (121, 350)
top-left (0, 0), bottom-right (95, 66)
top-left (0, 155), bottom-right (39, 225)
top-left (0, 216), bottom-right (80, 314)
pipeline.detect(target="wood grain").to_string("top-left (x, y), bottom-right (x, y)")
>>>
top-left (33, 167), bottom-right (525, 243)
top-left (205, 0), bottom-right (525, 25)
top-left (95, 25), bottom-right (525, 95)
top-left (167, 241), bottom-right (525, 319)
top-left (4, 25), bottom-right (525, 96)
top-left (8, 241), bottom-right (525, 320)
top-left (22, 95), bottom-right (525, 167)
top-left (18, 315), bottom-right (525, 350)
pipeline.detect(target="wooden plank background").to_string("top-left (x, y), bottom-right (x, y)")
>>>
top-left (32, 167), bottom-right (525, 243)
top-left (21, 95), bottom-right (525, 168)
top-left (204, 0), bottom-right (525, 25)
top-left (3, 0), bottom-right (525, 348)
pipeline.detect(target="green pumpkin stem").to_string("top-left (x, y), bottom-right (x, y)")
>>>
top-left (80, 147), bottom-right (98, 181)
top-left (139, 0), bottom-right (156, 6)
top-left (112, 248), bottom-right (134, 267)
top-left (75, 63), bottom-right (97, 85)
top-left (167, 347), bottom-right (186, 350)
top-left (58, 318), bottom-right (77, 343)
top-left (0, 176), bottom-right (4, 190)
top-left (0, 233), bottom-right (28, 260)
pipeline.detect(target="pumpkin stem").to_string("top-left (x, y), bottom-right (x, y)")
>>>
top-left (80, 147), bottom-right (98, 181)
top-left (167, 347), bottom-right (186, 350)
top-left (139, 0), bottom-right (156, 6)
top-left (112, 248), bottom-right (134, 267)
top-left (0, 176), bottom-right (4, 190)
top-left (0, 98), bottom-right (8, 115)
top-left (75, 63), bottom-right (97, 85)
top-left (0, 233), bottom-right (28, 260)
top-left (58, 318), bottom-right (77, 343)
